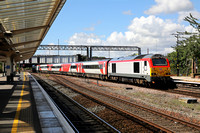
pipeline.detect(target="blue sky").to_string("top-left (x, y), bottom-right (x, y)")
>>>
top-left (36, 0), bottom-right (200, 57)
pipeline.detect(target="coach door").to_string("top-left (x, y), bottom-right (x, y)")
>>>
top-left (103, 62), bottom-right (106, 74)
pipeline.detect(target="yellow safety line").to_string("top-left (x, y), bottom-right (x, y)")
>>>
top-left (11, 72), bottom-right (26, 133)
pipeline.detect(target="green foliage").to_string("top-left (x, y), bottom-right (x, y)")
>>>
top-left (0, 63), bottom-right (2, 73)
top-left (184, 14), bottom-right (200, 33)
top-left (167, 14), bottom-right (200, 75)
top-left (167, 52), bottom-right (177, 74)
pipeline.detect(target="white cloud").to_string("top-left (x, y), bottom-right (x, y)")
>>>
top-left (178, 10), bottom-right (200, 22)
top-left (83, 21), bottom-right (101, 31)
top-left (145, 0), bottom-right (193, 15)
top-left (66, 16), bottom-right (195, 57)
top-left (49, 43), bottom-right (56, 45)
top-left (106, 16), bottom-right (194, 55)
top-left (84, 27), bottom-right (95, 31)
top-left (123, 10), bottom-right (134, 15)
top-left (67, 32), bottom-right (103, 45)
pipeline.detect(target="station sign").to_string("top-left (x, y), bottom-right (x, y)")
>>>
top-left (6, 65), bottom-right (10, 69)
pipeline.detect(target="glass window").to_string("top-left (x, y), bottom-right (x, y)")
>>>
top-left (71, 65), bottom-right (77, 69)
top-left (144, 61), bottom-right (147, 66)
top-left (52, 66), bottom-right (61, 68)
top-left (82, 65), bottom-right (102, 69)
top-left (99, 65), bottom-right (103, 69)
top-left (152, 58), bottom-right (167, 66)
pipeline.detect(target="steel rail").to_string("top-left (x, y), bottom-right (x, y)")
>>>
top-left (54, 75), bottom-right (174, 132)
top-left (54, 75), bottom-right (200, 132)
top-left (34, 74), bottom-right (120, 133)
top-left (167, 89), bottom-right (200, 98)
top-left (171, 80), bottom-right (200, 98)
top-left (53, 84), bottom-right (120, 133)
top-left (30, 74), bottom-right (77, 133)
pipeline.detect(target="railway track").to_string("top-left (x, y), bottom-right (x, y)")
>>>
top-left (52, 74), bottom-right (200, 133)
top-left (33, 75), bottom-right (120, 133)
top-left (166, 88), bottom-right (200, 98)
top-left (170, 82), bottom-right (200, 98)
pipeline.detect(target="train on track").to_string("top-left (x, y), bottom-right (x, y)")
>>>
top-left (36, 54), bottom-right (174, 88)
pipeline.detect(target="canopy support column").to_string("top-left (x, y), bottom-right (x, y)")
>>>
top-left (6, 56), bottom-right (14, 83)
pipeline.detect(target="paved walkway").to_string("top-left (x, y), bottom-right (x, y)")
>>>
top-left (0, 72), bottom-right (41, 133)
top-left (171, 76), bottom-right (200, 82)
top-left (0, 72), bottom-right (75, 133)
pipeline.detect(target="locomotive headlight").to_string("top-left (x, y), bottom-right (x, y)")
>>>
top-left (151, 73), bottom-right (157, 75)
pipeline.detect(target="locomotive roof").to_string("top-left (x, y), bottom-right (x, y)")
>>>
top-left (110, 54), bottom-right (164, 61)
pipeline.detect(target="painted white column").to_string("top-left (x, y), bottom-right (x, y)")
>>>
top-left (1, 62), bottom-right (5, 76)
top-left (13, 61), bottom-right (16, 75)
top-left (5, 56), bottom-right (13, 82)
top-left (6, 57), bottom-right (12, 76)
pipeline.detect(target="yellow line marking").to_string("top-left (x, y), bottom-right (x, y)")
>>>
top-left (11, 72), bottom-right (26, 133)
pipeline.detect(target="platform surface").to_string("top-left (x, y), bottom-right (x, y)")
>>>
top-left (171, 76), bottom-right (200, 82)
top-left (0, 72), bottom-right (75, 133)
top-left (0, 72), bottom-right (41, 133)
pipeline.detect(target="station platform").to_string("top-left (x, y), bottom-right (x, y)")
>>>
top-left (0, 72), bottom-right (74, 133)
top-left (171, 76), bottom-right (200, 82)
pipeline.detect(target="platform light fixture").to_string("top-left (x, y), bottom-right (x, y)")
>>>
top-left (15, 50), bottom-right (19, 54)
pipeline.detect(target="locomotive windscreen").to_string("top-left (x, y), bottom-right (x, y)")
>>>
top-left (152, 58), bottom-right (167, 66)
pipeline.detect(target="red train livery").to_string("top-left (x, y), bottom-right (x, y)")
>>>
top-left (36, 54), bottom-right (172, 86)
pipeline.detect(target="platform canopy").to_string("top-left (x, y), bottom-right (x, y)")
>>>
top-left (0, 0), bottom-right (66, 62)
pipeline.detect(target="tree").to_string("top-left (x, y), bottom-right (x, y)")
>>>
top-left (167, 51), bottom-right (177, 75)
top-left (183, 14), bottom-right (200, 76)
top-left (0, 63), bottom-right (2, 73)
top-left (184, 14), bottom-right (200, 33)
top-left (168, 14), bottom-right (200, 76)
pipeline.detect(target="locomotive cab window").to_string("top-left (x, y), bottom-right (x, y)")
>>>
top-left (134, 62), bottom-right (140, 73)
top-left (152, 58), bottom-right (167, 66)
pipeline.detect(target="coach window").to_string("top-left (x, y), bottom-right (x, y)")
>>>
top-left (99, 64), bottom-right (103, 69)
top-left (52, 66), bottom-right (61, 68)
top-left (134, 62), bottom-right (140, 73)
top-left (71, 65), bottom-right (77, 69)
top-left (112, 63), bottom-right (116, 73)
